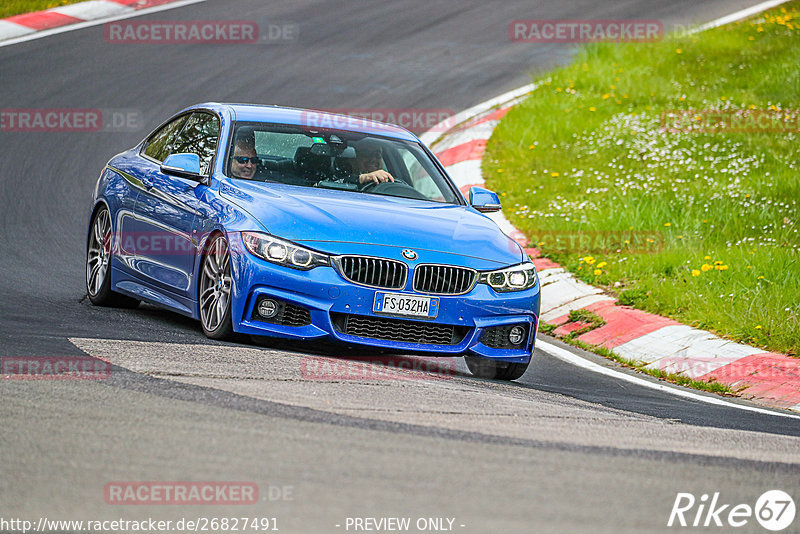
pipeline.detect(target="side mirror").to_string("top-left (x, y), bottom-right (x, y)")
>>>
top-left (469, 186), bottom-right (502, 213)
top-left (161, 153), bottom-right (202, 179)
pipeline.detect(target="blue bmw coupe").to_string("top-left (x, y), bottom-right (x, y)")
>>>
top-left (86, 103), bottom-right (540, 380)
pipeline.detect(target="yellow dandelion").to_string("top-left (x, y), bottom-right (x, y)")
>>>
top-left (704, 255), bottom-right (711, 260)
top-left (749, 104), bottom-right (756, 109)
top-left (692, 270), bottom-right (701, 277)
top-left (551, 172), bottom-right (560, 177)
top-left (676, 48), bottom-right (683, 54)
top-left (664, 222), bottom-right (671, 227)
top-left (497, 169), bottom-right (503, 173)
top-left (501, 192), bottom-right (507, 196)
top-left (528, 145), bottom-right (536, 149)
top-left (584, 256), bottom-right (596, 265)
top-left (556, 87), bottom-right (562, 92)
top-left (758, 275), bottom-right (765, 279)
top-left (589, 107), bottom-right (596, 112)
top-left (602, 94), bottom-right (611, 99)
top-left (593, 269), bottom-right (602, 276)
top-left (755, 325), bottom-right (762, 330)
top-left (597, 261), bottom-right (607, 268)
top-left (701, 264), bottom-right (713, 272)
top-left (714, 260), bottom-right (723, 265)
top-left (611, 85), bottom-right (616, 90)
top-left (721, 96), bottom-right (726, 101)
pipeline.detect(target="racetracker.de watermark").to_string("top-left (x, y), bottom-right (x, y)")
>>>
top-left (1, 356), bottom-right (111, 380)
top-left (300, 109), bottom-right (456, 134)
top-left (103, 20), bottom-right (298, 44)
top-left (661, 109), bottom-right (800, 134)
top-left (1, 108), bottom-right (143, 132)
top-left (529, 230), bottom-right (664, 254)
top-left (301, 356), bottom-right (457, 381)
top-left (104, 482), bottom-right (273, 505)
top-left (509, 19), bottom-right (664, 43)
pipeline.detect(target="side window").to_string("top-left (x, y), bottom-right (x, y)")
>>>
top-left (254, 131), bottom-right (311, 158)
top-left (143, 115), bottom-right (189, 162)
top-left (170, 112), bottom-right (220, 175)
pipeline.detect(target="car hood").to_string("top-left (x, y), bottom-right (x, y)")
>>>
top-left (219, 180), bottom-right (523, 265)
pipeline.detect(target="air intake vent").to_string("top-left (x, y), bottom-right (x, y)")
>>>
top-left (331, 313), bottom-right (469, 345)
top-left (413, 265), bottom-right (476, 295)
top-left (335, 256), bottom-right (407, 289)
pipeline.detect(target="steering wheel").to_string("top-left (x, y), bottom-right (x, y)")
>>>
top-left (360, 180), bottom-right (429, 200)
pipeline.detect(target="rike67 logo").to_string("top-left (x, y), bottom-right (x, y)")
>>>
top-left (668, 490), bottom-right (796, 531)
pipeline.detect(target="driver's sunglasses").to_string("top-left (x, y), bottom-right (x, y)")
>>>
top-left (232, 156), bottom-right (259, 165)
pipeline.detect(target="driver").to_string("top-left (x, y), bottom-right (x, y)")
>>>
top-left (353, 141), bottom-right (394, 185)
top-left (229, 128), bottom-right (258, 180)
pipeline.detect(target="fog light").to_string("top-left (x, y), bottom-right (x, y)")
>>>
top-left (258, 299), bottom-right (279, 318)
top-left (508, 326), bottom-right (526, 345)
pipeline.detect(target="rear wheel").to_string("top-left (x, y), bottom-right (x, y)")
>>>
top-left (86, 207), bottom-right (139, 308)
top-left (199, 234), bottom-right (234, 340)
top-left (464, 355), bottom-right (529, 381)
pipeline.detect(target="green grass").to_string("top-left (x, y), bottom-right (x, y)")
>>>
top-left (487, 4), bottom-right (800, 356)
top-left (1, 0), bottom-right (86, 19)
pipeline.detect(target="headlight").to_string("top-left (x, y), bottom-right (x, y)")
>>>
top-left (478, 262), bottom-right (537, 292)
top-left (242, 232), bottom-right (330, 270)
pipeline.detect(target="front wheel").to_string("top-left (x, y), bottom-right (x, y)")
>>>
top-left (199, 234), bottom-right (234, 340)
top-left (86, 207), bottom-right (139, 308)
top-left (464, 355), bottom-right (529, 381)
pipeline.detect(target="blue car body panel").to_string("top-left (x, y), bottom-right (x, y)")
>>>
top-left (89, 103), bottom-right (540, 362)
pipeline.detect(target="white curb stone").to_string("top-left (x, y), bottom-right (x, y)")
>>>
top-left (0, 20), bottom-right (35, 39)
top-left (50, 0), bottom-right (133, 19)
top-left (614, 325), bottom-right (763, 372)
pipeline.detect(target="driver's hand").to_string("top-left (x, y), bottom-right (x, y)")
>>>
top-left (359, 170), bottom-right (395, 184)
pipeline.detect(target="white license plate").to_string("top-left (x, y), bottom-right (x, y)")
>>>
top-left (373, 292), bottom-right (439, 319)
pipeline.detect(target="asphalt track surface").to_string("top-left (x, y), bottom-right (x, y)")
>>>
top-left (1, 1), bottom-right (799, 532)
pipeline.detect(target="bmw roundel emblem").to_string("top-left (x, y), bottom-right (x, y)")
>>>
top-left (402, 249), bottom-right (418, 260)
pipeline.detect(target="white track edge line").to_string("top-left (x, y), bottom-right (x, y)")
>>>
top-left (0, 0), bottom-right (206, 48)
top-left (689, 0), bottom-right (794, 33)
top-left (537, 340), bottom-right (800, 419)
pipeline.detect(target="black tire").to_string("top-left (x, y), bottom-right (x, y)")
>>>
top-left (464, 355), bottom-right (529, 381)
top-left (86, 207), bottom-right (140, 308)
top-left (199, 234), bottom-right (235, 340)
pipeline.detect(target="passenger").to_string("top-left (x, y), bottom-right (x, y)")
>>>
top-left (230, 129), bottom-right (258, 180)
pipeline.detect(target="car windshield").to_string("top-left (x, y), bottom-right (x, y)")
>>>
top-left (225, 122), bottom-right (461, 204)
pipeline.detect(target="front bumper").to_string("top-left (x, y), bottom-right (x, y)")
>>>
top-left (228, 234), bottom-right (540, 363)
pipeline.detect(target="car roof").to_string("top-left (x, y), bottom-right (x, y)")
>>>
top-left (186, 102), bottom-right (419, 142)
